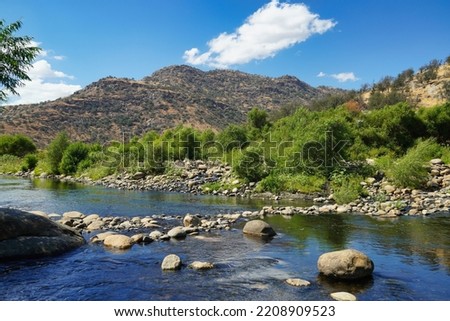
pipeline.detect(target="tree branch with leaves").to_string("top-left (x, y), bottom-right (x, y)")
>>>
top-left (0, 19), bottom-right (41, 102)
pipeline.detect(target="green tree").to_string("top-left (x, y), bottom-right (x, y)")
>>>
top-left (47, 132), bottom-right (70, 174)
top-left (60, 142), bottom-right (89, 174)
top-left (247, 107), bottom-right (269, 130)
top-left (217, 124), bottom-right (248, 152)
top-left (0, 134), bottom-right (36, 156)
top-left (418, 103), bottom-right (450, 143)
top-left (0, 20), bottom-right (41, 101)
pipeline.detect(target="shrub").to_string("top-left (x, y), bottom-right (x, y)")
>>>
top-left (256, 174), bottom-right (283, 193)
top-left (0, 134), bottom-right (36, 157)
top-left (233, 146), bottom-right (269, 182)
top-left (60, 142), bottom-right (89, 174)
top-left (0, 155), bottom-right (22, 173)
top-left (359, 103), bottom-right (426, 153)
top-left (21, 154), bottom-right (38, 171)
top-left (47, 132), bottom-right (70, 174)
top-left (388, 139), bottom-right (441, 188)
top-left (418, 103), bottom-right (450, 143)
top-left (217, 124), bottom-right (248, 152)
top-left (247, 107), bottom-right (269, 130)
top-left (331, 174), bottom-right (366, 204)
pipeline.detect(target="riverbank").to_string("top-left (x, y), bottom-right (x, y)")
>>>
top-left (4, 157), bottom-right (450, 219)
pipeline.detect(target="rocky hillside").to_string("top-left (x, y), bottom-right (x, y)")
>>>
top-left (0, 65), bottom-right (336, 146)
top-left (362, 60), bottom-right (450, 107)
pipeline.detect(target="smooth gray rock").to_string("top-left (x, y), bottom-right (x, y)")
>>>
top-left (0, 208), bottom-right (85, 260)
top-left (242, 220), bottom-right (276, 237)
top-left (318, 249), bottom-right (374, 280)
top-left (167, 226), bottom-right (187, 239)
top-left (331, 292), bottom-right (357, 301)
top-left (161, 254), bottom-right (182, 270)
top-left (90, 231), bottom-right (117, 243)
top-left (149, 230), bottom-right (164, 240)
top-left (103, 234), bottom-right (134, 249)
top-left (62, 211), bottom-right (85, 219)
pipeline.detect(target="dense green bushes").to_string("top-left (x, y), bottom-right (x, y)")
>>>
top-left (0, 134), bottom-right (36, 157)
top-left (418, 103), bottom-right (450, 144)
top-left (382, 139), bottom-right (441, 188)
top-left (2, 97), bottom-right (450, 203)
top-left (60, 142), bottom-right (90, 174)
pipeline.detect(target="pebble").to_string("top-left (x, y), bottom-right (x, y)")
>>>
top-left (330, 292), bottom-right (357, 301)
top-left (285, 278), bottom-right (311, 287)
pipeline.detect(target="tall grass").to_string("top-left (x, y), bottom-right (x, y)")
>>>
top-left (386, 139), bottom-right (441, 188)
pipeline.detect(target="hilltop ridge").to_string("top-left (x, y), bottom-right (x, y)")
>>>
top-left (0, 65), bottom-right (336, 145)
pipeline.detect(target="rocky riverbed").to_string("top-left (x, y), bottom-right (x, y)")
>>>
top-left (5, 159), bottom-right (450, 219)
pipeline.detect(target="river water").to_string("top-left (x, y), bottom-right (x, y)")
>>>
top-left (0, 176), bottom-right (449, 300)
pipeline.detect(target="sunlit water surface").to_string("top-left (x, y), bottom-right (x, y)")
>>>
top-left (1, 176), bottom-right (449, 300)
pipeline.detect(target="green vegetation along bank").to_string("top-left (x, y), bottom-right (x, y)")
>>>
top-left (2, 101), bottom-right (450, 218)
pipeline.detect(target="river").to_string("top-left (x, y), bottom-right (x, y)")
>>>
top-left (1, 176), bottom-right (449, 300)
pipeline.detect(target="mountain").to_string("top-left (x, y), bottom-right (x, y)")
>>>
top-left (0, 65), bottom-right (337, 146)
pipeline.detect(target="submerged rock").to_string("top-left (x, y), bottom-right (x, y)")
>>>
top-left (285, 278), bottom-right (311, 287)
top-left (188, 261), bottom-right (214, 270)
top-left (242, 220), bottom-right (276, 238)
top-left (317, 249), bottom-right (374, 280)
top-left (161, 254), bottom-right (182, 270)
top-left (0, 208), bottom-right (85, 260)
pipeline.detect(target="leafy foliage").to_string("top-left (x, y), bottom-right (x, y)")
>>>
top-left (0, 20), bottom-right (41, 101)
top-left (387, 139), bottom-right (441, 188)
top-left (60, 142), bottom-right (90, 174)
top-left (47, 132), bottom-right (70, 174)
top-left (21, 154), bottom-right (38, 171)
top-left (0, 134), bottom-right (36, 157)
top-left (233, 146), bottom-right (269, 182)
top-left (418, 103), bottom-right (450, 143)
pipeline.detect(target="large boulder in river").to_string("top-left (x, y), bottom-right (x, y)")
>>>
top-left (317, 249), bottom-right (374, 280)
top-left (0, 208), bottom-right (86, 260)
top-left (103, 234), bottom-right (134, 250)
top-left (243, 220), bottom-right (276, 238)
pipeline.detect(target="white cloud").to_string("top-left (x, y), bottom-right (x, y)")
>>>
top-left (28, 60), bottom-right (74, 80)
top-left (53, 55), bottom-right (65, 61)
top-left (316, 71), bottom-right (359, 83)
top-left (183, 0), bottom-right (336, 68)
top-left (6, 58), bottom-right (81, 105)
top-left (331, 72), bottom-right (359, 82)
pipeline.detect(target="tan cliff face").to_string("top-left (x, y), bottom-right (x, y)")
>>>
top-left (407, 64), bottom-right (450, 107)
top-left (362, 63), bottom-right (450, 108)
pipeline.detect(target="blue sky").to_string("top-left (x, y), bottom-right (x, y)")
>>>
top-left (2, 0), bottom-right (450, 104)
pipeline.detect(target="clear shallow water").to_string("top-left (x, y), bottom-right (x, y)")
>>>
top-left (0, 176), bottom-right (449, 301)
top-left (0, 176), bottom-right (309, 216)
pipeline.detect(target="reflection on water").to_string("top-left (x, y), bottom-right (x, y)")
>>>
top-left (0, 176), bottom-right (449, 300)
top-left (0, 176), bottom-right (311, 216)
